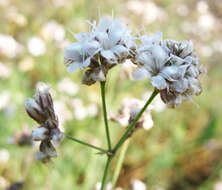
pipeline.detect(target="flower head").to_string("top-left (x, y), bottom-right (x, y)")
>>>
top-left (64, 16), bottom-right (135, 85)
top-left (132, 34), bottom-right (206, 107)
top-left (90, 18), bottom-right (135, 64)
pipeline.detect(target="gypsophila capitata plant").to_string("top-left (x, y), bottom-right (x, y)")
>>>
top-left (24, 14), bottom-right (206, 190)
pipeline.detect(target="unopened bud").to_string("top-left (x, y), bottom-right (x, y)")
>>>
top-left (35, 151), bottom-right (50, 163)
top-left (32, 127), bottom-right (49, 141)
top-left (24, 98), bottom-right (45, 124)
top-left (51, 128), bottom-right (64, 146)
top-left (35, 85), bottom-right (53, 111)
top-left (40, 140), bottom-right (57, 158)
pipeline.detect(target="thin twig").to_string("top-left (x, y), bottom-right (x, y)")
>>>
top-left (66, 135), bottom-right (108, 154)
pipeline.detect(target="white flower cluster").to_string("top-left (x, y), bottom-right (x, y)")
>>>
top-left (64, 16), bottom-right (205, 107)
top-left (24, 83), bottom-right (64, 162)
top-left (64, 17), bottom-right (135, 85)
top-left (132, 32), bottom-right (206, 107)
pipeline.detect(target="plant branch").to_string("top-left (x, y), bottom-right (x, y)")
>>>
top-left (113, 88), bottom-right (159, 153)
top-left (100, 81), bottom-right (112, 151)
top-left (66, 135), bottom-right (108, 154)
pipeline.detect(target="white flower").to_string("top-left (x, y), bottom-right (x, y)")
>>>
top-left (87, 103), bottom-right (99, 117)
top-left (131, 179), bottom-right (147, 190)
top-left (32, 127), bottom-right (49, 141)
top-left (0, 149), bottom-right (10, 163)
top-left (57, 77), bottom-right (79, 95)
top-left (198, 13), bottom-right (215, 31)
top-left (74, 106), bottom-right (87, 120)
top-left (18, 57), bottom-right (34, 72)
top-left (96, 182), bottom-right (112, 190)
top-left (27, 36), bottom-right (46, 56)
top-left (70, 98), bottom-right (88, 120)
top-left (64, 16), bottom-right (136, 85)
top-left (0, 0), bottom-right (10, 7)
top-left (64, 33), bottom-right (100, 72)
top-left (0, 34), bottom-right (23, 58)
top-left (132, 43), bottom-right (169, 88)
top-left (214, 181), bottom-right (222, 190)
top-left (91, 17), bottom-right (135, 64)
top-left (133, 36), bottom-right (205, 107)
top-left (41, 20), bottom-right (65, 41)
top-left (0, 62), bottom-right (11, 79)
top-left (197, 1), bottom-right (209, 14)
top-left (54, 100), bottom-right (72, 123)
top-left (0, 91), bottom-right (11, 110)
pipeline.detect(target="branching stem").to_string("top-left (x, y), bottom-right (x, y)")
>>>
top-left (66, 135), bottom-right (108, 154)
top-left (113, 89), bottom-right (159, 153)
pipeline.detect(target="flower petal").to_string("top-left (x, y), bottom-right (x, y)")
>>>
top-left (161, 65), bottom-right (188, 81)
top-left (151, 75), bottom-right (167, 90)
top-left (64, 43), bottom-right (81, 60)
top-left (132, 68), bottom-right (149, 80)
top-left (67, 63), bottom-right (80, 72)
top-left (101, 50), bottom-right (116, 61)
top-left (81, 57), bottom-right (91, 68)
top-left (112, 45), bottom-right (128, 57)
top-left (152, 45), bottom-right (168, 69)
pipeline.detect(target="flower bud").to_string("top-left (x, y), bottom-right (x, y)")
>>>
top-left (32, 127), bottom-right (49, 141)
top-left (24, 98), bottom-right (45, 124)
top-left (35, 85), bottom-right (53, 111)
top-left (51, 128), bottom-right (64, 146)
top-left (35, 151), bottom-right (50, 163)
top-left (40, 140), bottom-right (57, 158)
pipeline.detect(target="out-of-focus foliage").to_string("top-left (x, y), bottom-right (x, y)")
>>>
top-left (0, 0), bottom-right (222, 189)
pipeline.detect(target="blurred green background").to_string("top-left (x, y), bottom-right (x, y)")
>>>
top-left (0, 0), bottom-right (222, 189)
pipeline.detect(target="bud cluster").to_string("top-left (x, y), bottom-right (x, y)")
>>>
top-left (24, 84), bottom-right (64, 162)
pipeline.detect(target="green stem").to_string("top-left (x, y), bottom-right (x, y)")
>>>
top-left (111, 139), bottom-right (130, 189)
top-left (100, 81), bottom-right (112, 151)
top-left (66, 135), bottom-right (108, 154)
top-left (101, 156), bottom-right (112, 190)
top-left (113, 89), bottom-right (159, 153)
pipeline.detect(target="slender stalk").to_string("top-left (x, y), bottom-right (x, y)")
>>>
top-left (113, 89), bottom-right (159, 153)
top-left (111, 139), bottom-right (130, 189)
top-left (101, 156), bottom-right (112, 190)
top-left (66, 135), bottom-right (108, 153)
top-left (100, 81), bottom-right (112, 151)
